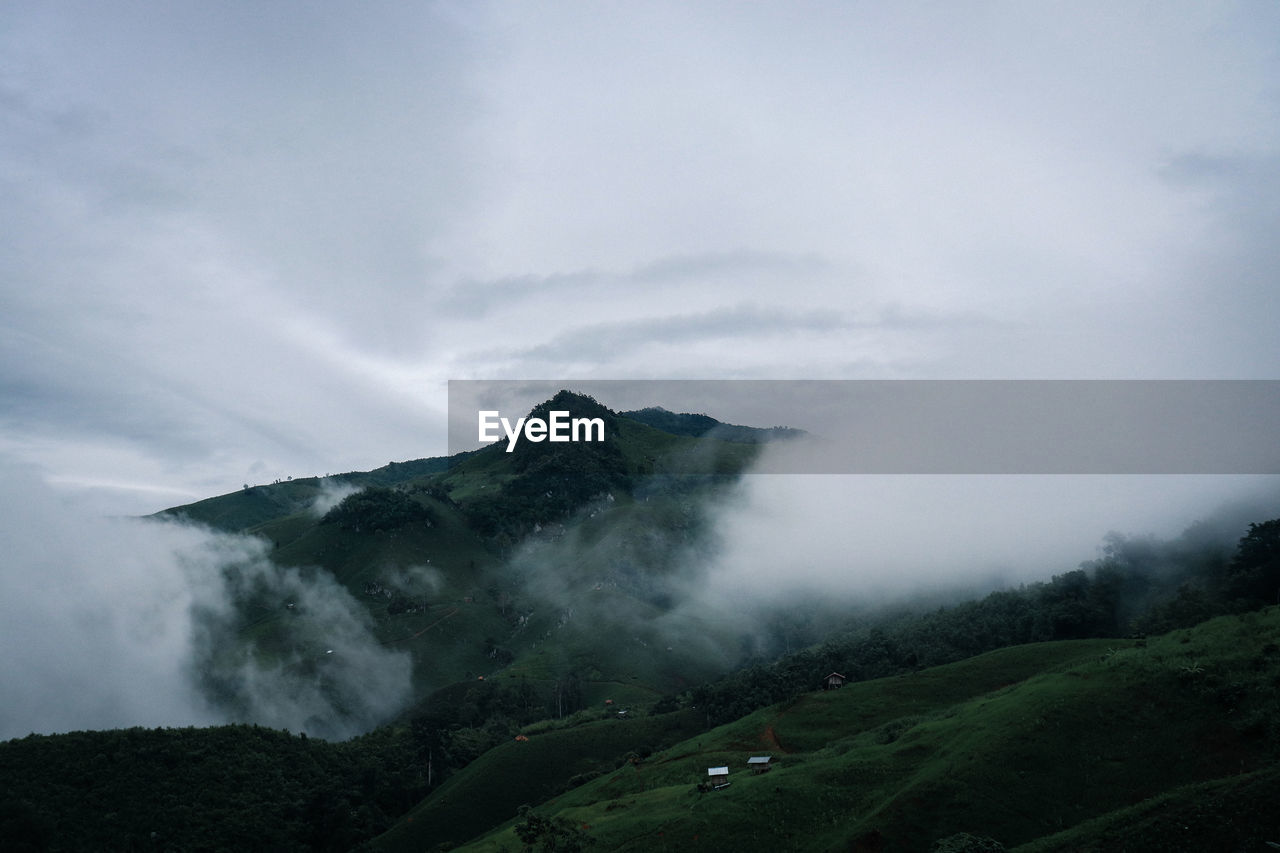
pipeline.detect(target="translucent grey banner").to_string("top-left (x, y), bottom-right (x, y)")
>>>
top-left (447, 380), bottom-right (1280, 474)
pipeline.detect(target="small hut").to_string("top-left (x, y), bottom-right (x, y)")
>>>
top-left (747, 756), bottom-right (773, 774)
top-left (823, 671), bottom-right (847, 690)
top-left (707, 766), bottom-right (730, 789)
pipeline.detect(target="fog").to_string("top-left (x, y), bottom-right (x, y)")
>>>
top-left (307, 478), bottom-right (362, 517)
top-left (696, 439), bottom-right (1280, 609)
top-left (4, 432), bottom-right (1277, 742)
top-left (0, 460), bottom-right (411, 741)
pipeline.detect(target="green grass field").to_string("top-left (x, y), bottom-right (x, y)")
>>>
top-left (431, 607), bottom-right (1280, 852)
top-left (371, 710), bottom-right (706, 852)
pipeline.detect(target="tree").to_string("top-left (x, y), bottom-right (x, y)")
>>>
top-left (1226, 519), bottom-right (1280, 605)
top-left (550, 672), bottom-right (583, 719)
top-left (321, 486), bottom-right (433, 533)
top-left (514, 806), bottom-right (590, 852)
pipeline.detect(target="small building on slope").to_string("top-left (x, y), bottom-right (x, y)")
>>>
top-left (707, 766), bottom-right (730, 789)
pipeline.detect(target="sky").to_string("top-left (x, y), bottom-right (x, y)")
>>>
top-left (3, 1), bottom-right (1280, 514)
top-left (3, 1), bottom-right (1280, 740)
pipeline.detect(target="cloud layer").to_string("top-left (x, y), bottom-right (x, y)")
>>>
top-left (0, 460), bottom-right (410, 741)
top-left (697, 468), bottom-right (1280, 607)
top-left (1, 3), bottom-right (1278, 510)
top-left (2, 3), bottom-right (1279, 737)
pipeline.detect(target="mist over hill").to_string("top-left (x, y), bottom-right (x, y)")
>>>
top-left (4, 392), bottom-right (1278, 744)
top-left (3, 391), bottom-right (1279, 851)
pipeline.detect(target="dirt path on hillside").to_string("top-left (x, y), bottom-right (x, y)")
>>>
top-left (761, 723), bottom-right (793, 754)
top-left (760, 698), bottom-right (807, 754)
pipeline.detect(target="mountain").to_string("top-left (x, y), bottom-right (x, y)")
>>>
top-left (3, 390), bottom-right (1279, 852)
top-left (619, 406), bottom-right (806, 443)
top-left (146, 391), bottom-right (785, 741)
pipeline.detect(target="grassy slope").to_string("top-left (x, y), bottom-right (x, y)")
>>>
top-left (371, 710), bottom-right (706, 853)
top-left (1013, 763), bottom-right (1280, 853)
top-left (158, 478), bottom-right (331, 532)
top-left (156, 457), bottom-right (452, 533)
top-left (447, 607), bottom-right (1280, 852)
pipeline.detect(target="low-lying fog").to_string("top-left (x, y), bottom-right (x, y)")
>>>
top-left (2, 449), bottom-right (1276, 742)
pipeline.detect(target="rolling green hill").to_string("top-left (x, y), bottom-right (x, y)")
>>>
top-left (372, 709), bottom-right (707, 852)
top-left (444, 607), bottom-right (1280, 852)
top-left (7, 609), bottom-right (1276, 853)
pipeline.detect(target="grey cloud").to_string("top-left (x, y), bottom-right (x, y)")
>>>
top-left (0, 321), bottom-right (324, 473)
top-left (465, 302), bottom-right (997, 376)
top-left (480, 304), bottom-right (846, 370)
top-left (438, 250), bottom-right (831, 318)
top-left (1, 1), bottom-right (1278, 509)
top-left (187, 542), bottom-right (413, 740)
top-left (1152, 150), bottom-right (1280, 375)
top-left (1159, 152), bottom-right (1251, 184)
top-left (308, 479), bottom-right (362, 518)
top-left (0, 459), bottom-right (411, 741)
top-left (0, 0), bottom-right (1278, 743)
top-left (694, 459), bottom-right (1280, 606)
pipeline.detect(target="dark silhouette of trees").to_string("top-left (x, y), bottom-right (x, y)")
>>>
top-left (321, 486), bottom-right (433, 533)
top-left (1225, 519), bottom-right (1280, 605)
top-left (514, 805), bottom-right (591, 852)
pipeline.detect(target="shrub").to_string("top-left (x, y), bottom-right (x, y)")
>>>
top-left (321, 487), bottom-right (432, 533)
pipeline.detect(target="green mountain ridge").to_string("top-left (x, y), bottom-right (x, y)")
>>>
top-left (156, 392), bottom-right (776, 721)
top-left (3, 390), bottom-right (1278, 852)
top-left (156, 396), bottom-right (790, 536)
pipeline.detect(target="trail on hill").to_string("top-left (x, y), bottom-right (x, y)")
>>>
top-left (761, 722), bottom-right (796, 754)
top-left (758, 695), bottom-right (811, 754)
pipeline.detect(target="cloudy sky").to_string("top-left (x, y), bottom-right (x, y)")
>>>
top-left (3, 1), bottom-right (1280, 515)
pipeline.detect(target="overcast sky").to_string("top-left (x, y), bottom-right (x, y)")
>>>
top-left (3, 1), bottom-right (1280, 514)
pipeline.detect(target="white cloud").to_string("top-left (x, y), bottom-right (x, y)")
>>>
top-left (0, 0), bottom-right (1276, 598)
top-left (0, 459), bottom-right (411, 740)
top-left (698, 465), bottom-right (1280, 605)
top-left (307, 478), bottom-right (362, 518)
top-left (4, 0), bottom-right (1279, 743)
